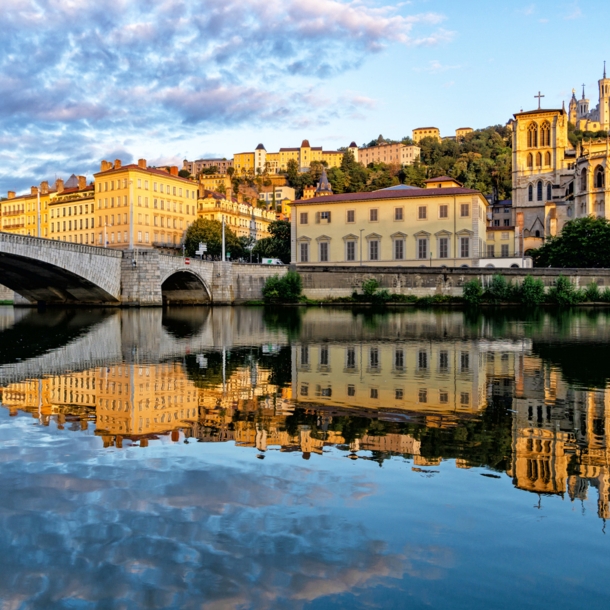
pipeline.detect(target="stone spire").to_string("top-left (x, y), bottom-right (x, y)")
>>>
top-left (314, 168), bottom-right (333, 197)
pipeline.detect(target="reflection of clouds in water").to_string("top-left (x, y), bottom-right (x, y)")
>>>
top-left (0, 420), bottom-right (448, 609)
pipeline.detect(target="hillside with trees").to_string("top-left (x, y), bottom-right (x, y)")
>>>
top-left (285, 126), bottom-right (513, 201)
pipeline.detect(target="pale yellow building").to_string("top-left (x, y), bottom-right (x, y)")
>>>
top-left (234, 140), bottom-right (344, 175)
top-left (94, 159), bottom-right (199, 249)
top-left (1, 182), bottom-right (52, 237)
top-left (49, 176), bottom-right (96, 245)
top-left (197, 190), bottom-right (275, 240)
top-left (182, 158), bottom-right (233, 175)
top-left (412, 127), bottom-right (441, 143)
top-left (455, 127), bottom-right (474, 141)
top-left (291, 177), bottom-right (489, 267)
top-left (198, 174), bottom-right (232, 194)
top-left (355, 142), bottom-right (420, 166)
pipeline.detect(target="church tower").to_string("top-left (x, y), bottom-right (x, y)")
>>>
top-left (578, 85), bottom-right (590, 119)
top-left (568, 90), bottom-right (578, 124)
top-left (598, 61), bottom-right (610, 129)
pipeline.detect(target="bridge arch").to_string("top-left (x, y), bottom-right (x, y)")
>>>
top-left (161, 270), bottom-right (211, 305)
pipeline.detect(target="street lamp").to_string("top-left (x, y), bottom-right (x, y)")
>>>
top-left (359, 228), bottom-right (364, 265)
top-left (129, 180), bottom-right (134, 250)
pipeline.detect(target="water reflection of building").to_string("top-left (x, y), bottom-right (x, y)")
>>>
top-left (292, 340), bottom-right (494, 423)
top-left (509, 355), bottom-right (610, 520)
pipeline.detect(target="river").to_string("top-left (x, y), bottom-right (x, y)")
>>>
top-left (0, 305), bottom-right (608, 609)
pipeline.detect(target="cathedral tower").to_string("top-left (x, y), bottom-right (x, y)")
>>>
top-left (578, 85), bottom-right (590, 119)
top-left (569, 90), bottom-right (578, 124)
top-left (598, 61), bottom-right (610, 129)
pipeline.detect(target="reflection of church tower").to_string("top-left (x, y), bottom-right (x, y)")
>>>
top-left (598, 61), bottom-right (610, 130)
top-left (569, 89), bottom-right (578, 124)
top-left (314, 168), bottom-right (333, 198)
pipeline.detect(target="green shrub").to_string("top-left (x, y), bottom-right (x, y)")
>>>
top-left (584, 282), bottom-right (601, 302)
top-left (361, 279), bottom-right (380, 297)
top-left (600, 287), bottom-right (610, 302)
top-left (462, 279), bottom-right (483, 305)
top-left (519, 275), bottom-right (546, 306)
top-left (262, 271), bottom-right (302, 303)
top-left (547, 275), bottom-right (583, 306)
top-left (485, 274), bottom-right (515, 303)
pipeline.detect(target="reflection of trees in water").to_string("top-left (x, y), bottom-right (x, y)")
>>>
top-left (162, 307), bottom-right (210, 338)
top-left (262, 306), bottom-right (302, 340)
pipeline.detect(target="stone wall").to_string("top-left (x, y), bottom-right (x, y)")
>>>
top-left (295, 265), bottom-right (610, 299)
top-left (0, 284), bottom-right (12, 302)
top-left (232, 263), bottom-right (288, 303)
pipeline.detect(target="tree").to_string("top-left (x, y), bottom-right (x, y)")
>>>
top-left (184, 218), bottom-right (244, 259)
top-left (252, 219), bottom-right (291, 263)
top-left (532, 216), bottom-right (610, 268)
top-left (178, 169), bottom-right (191, 178)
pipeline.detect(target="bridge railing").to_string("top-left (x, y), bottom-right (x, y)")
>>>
top-left (0, 232), bottom-right (123, 258)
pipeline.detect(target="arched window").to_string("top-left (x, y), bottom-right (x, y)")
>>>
top-left (595, 165), bottom-right (604, 188)
top-left (527, 123), bottom-right (538, 148)
top-left (581, 168), bottom-right (587, 191)
top-left (527, 153), bottom-right (533, 168)
top-left (528, 184), bottom-right (533, 202)
top-left (567, 206), bottom-right (573, 217)
top-left (545, 151), bottom-right (551, 166)
top-left (536, 152), bottom-right (542, 167)
top-left (540, 121), bottom-right (551, 146)
top-left (537, 181), bottom-right (543, 201)
top-left (546, 183), bottom-right (552, 201)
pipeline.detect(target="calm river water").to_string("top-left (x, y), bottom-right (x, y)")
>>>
top-left (0, 305), bottom-right (608, 609)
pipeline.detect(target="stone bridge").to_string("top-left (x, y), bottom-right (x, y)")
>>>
top-left (0, 232), bottom-right (286, 306)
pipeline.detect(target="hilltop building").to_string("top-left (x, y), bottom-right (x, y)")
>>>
top-left (182, 158), bottom-right (233, 175)
top-left (354, 141), bottom-right (420, 166)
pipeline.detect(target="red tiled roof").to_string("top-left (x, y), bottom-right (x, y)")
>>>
top-left (94, 164), bottom-right (195, 185)
top-left (293, 186), bottom-right (482, 205)
top-left (423, 176), bottom-right (462, 185)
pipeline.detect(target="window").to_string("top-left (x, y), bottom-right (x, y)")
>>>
top-left (527, 153), bottom-right (533, 169)
top-left (528, 184), bottom-right (533, 202)
top-left (580, 168), bottom-right (587, 191)
top-left (536, 152), bottom-right (542, 168)
top-left (301, 384), bottom-right (309, 396)
top-left (501, 244), bottom-right (509, 257)
top-left (440, 391), bottom-right (449, 403)
top-left (494, 219), bottom-right (500, 226)
top-left (300, 345), bottom-right (309, 366)
top-left (418, 350), bottom-right (428, 369)
top-left (346, 240), bottom-right (356, 261)
top-left (369, 347), bottom-right (379, 368)
top-left (418, 206), bottom-right (427, 220)
top-left (394, 207), bottom-right (403, 221)
top-left (439, 204), bottom-right (448, 218)
top-left (395, 349), bottom-right (404, 369)
top-left (537, 181), bottom-right (543, 201)
top-left (460, 237), bottom-right (470, 258)
top-left (347, 385), bottom-right (355, 397)
top-left (369, 208), bottom-right (378, 222)
top-left (300, 242), bottom-right (309, 262)
top-left (346, 348), bottom-right (356, 369)
top-left (347, 210), bottom-right (355, 223)
top-left (418, 238), bottom-right (427, 259)
top-left (460, 351), bottom-right (470, 371)
top-left (545, 151), bottom-right (551, 166)
top-left (487, 244), bottom-right (495, 256)
top-left (320, 346), bottom-right (329, 366)
top-left (595, 166), bottom-right (605, 188)
top-left (527, 122), bottom-right (538, 148)
top-left (439, 237), bottom-right (448, 258)
top-left (540, 121), bottom-right (550, 147)
top-left (460, 392), bottom-right (470, 406)
top-left (370, 388), bottom-right (378, 399)
top-left (418, 389), bottom-right (427, 403)
top-left (460, 203), bottom-right (470, 217)
top-left (395, 389), bottom-right (403, 400)
top-left (319, 242), bottom-right (329, 262)
top-left (369, 240), bottom-right (379, 260)
top-left (318, 211), bottom-right (331, 223)
top-left (300, 212), bottom-right (308, 224)
top-left (394, 238), bottom-right (404, 260)
top-left (504, 219), bottom-right (510, 226)
top-left (546, 183), bottom-right (552, 201)
top-left (439, 351), bottom-right (449, 370)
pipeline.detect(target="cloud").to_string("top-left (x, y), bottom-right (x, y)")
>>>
top-left (564, 2), bottom-right (582, 20)
top-left (0, 0), bottom-right (452, 193)
top-left (413, 60), bottom-right (462, 74)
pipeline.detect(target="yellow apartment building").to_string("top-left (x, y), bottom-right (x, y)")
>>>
top-left (234, 140), bottom-right (344, 175)
top-left (455, 127), bottom-right (474, 141)
top-left (93, 159), bottom-right (199, 249)
top-left (49, 176), bottom-right (97, 244)
top-left (1, 182), bottom-right (52, 237)
top-left (291, 177), bottom-right (489, 267)
top-left (485, 226), bottom-right (518, 259)
top-left (412, 127), bottom-right (441, 143)
top-left (197, 190), bottom-right (275, 240)
top-left (199, 174), bottom-right (232, 194)
top-left (182, 158), bottom-right (233, 175)
top-left (354, 142), bottom-right (420, 166)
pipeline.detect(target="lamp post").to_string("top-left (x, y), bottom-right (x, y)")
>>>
top-left (359, 228), bottom-right (364, 265)
top-left (36, 189), bottom-right (41, 238)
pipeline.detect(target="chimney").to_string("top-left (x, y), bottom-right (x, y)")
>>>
top-left (170, 166), bottom-right (178, 176)
top-left (7, 191), bottom-right (15, 199)
top-left (78, 176), bottom-right (87, 190)
top-left (55, 178), bottom-right (64, 194)
top-left (138, 158), bottom-right (147, 169)
top-left (31, 186), bottom-right (38, 196)
top-left (113, 159), bottom-right (122, 170)
top-left (40, 181), bottom-right (49, 194)
top-left (100, 160), bottom-right (112, 172)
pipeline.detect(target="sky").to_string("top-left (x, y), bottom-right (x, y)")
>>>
top-left (1, 0), bottom-right (609, 194)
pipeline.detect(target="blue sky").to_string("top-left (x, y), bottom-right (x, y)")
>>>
top-left (0, 0), bottom-right (607, 194)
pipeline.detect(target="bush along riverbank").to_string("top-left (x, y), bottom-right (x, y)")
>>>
top-left (258, 273), bottom-right (610, 307)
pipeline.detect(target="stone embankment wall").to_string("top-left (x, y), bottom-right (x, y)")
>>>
top-left (0, 285), bottom-right (12, 302)
top-left (295, 265), bottom-right (610, 299)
